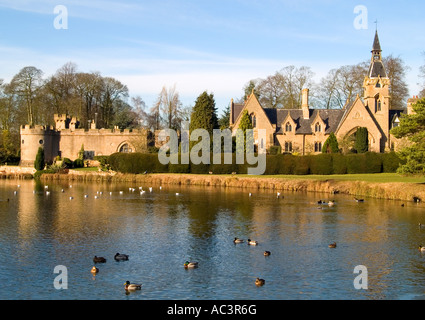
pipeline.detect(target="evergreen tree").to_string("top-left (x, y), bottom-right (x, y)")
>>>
top-left (34, 147), bottom-right (45, 171)
top-left (189, 91), bottom-right (218, 134)
top-left (237, 110), bottom-right (254, 153)
top-left (322, 132), bottom-right (340, 153)
top-left (355, 127), bottom-right (368, 153)
top-left (391, 98), bottom-right (425, 173)
top-left (218, 105), bottom-right (230, 130)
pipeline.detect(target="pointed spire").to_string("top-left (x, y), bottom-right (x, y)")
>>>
top-left (372, 30), bottom-right (382, 53)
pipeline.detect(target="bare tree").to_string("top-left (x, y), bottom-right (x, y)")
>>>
top-left (9, 66), bottom-right (44, 126)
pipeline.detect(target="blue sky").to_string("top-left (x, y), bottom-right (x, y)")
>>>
top-left (0, 0), bottom-right (424, 115)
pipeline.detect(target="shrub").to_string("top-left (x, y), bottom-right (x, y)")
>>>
top-left (346, 154), bottom-right (367, 174)
top-left (332, 153), bottom-right (347, 174)
top-left (364, 152), bottom-right (382, 173)
top-left (293, 155), bottom-right (311, 175)
top-left (62, 158), bottom-right (74, 169)
top-left (269, 146), bottom-right (281, 155)
top-left (310, 154), bottom-right (333, 175)
top-left (382, 152), bottom-right (404, 173)
top-left (34, 147), bottom-right (45, 171)
top-left (73, 158), bottom-right (85, 168)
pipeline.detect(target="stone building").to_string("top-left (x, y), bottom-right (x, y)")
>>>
top-left (20, 114), bottom-right (151, 166)
top-left (230, 31), bottom-right (416, 154)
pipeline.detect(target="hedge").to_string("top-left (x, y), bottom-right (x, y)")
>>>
top-left (106, 151), bottom-right (405, 175)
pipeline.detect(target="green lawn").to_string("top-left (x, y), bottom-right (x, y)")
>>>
top-left (234, 173), bottom-right (425, 184)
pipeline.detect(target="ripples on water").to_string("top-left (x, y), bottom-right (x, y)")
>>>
top-left (1, 179), bottom-right (425, 300)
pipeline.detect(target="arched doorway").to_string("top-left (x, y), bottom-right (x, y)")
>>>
top-left (117, 142), bottom-right (135, 154)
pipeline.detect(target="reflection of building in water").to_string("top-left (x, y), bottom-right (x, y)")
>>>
top-left (20, 114), bottom-right (152, 166)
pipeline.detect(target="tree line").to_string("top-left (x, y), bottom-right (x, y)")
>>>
top-left (238, 55), bottom-right (411, 110)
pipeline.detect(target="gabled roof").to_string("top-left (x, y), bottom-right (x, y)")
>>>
top-left (272, 108), bottom-right (344, 135)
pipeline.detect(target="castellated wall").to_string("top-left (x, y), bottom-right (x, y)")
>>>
top-left (20, 124), bottom-right (150, 166)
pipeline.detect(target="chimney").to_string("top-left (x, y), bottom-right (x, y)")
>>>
top-left (302, 88), bottom-right (310, 120)
top-left (230, 98), bottom-right (234, 126)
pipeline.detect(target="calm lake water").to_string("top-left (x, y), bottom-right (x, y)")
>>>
top-left (1, 179), bottom-right (425, 300)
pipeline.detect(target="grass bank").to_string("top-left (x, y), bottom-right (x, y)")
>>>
top-left (38, 171), bottom-right (425, 202)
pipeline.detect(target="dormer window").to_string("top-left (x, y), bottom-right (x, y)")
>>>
top-left (315, 123), bottom-right (322, 133)
top-left (376, 81), bottom-right (381, 88)
top-left (285, 122), bottom-right (292, 132)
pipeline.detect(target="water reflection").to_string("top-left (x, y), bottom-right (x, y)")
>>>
top-left (1, 179), bottom-right (425, 300)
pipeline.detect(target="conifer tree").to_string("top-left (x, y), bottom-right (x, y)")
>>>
top-left (391, 98), bottom-right (425, 173)
top-left (189, 91), bottom-right (218, 134)
top-left (355, 127), bottom-right (368, 153)
top-left (322, 132), bottom-right (340, 153)
top-left (34, 147), bottom-right (45, 171)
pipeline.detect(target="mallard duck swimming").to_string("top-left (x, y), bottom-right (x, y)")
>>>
top-left (124, 281), bottom-right (141, 291)
top-left (91, 266), bottom-right (99, 274)
top-left (328, 200), bottom-right (335, 206)
top-left (114, 253), bottom-right (129, 261)
top-left (354, 198), bottom-right (364, 203)
top-left (247, 239), bottom-right (258, 246)
top-left (264, 251), bottom-right (271, 256)
top-left (184, 261), bottom-right (198, 268)
top-left (328, 242), bottom-right (337, 248)
top-left (233, 237), bottom-right (244, 244)
top-left (255, 278), bottom-right (265, 286)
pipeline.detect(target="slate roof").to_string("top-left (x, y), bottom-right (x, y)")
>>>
top-left (267, 108), bottom-right (345, 135)
top-left (372, 30), bottom-right (382, 52)
top-left (232, 103), bottom-right (244, 124)
top-left (368, 60), bottom-right (387, 78)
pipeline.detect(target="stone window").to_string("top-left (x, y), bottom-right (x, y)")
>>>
top-left (315, 123), bottom-right (322, 133)
top-left (251, 115), bottom-right (256, 128)
top-left (315, 142), bottom-right (322, 152)
top-left (285, 142), bottom-right (292, 153)
top-left (375, 95), bottom-right (381, 112)
top-left (39, 139), bottom-right (44, 145)
top-left (285, 122), bottom-right (292, 132)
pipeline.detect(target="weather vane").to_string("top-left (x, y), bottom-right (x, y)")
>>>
top-left (374, 19), bottom-right (378, 31)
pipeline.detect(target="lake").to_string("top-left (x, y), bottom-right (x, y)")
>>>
top-left (0, 179), bottom-right (425, 300)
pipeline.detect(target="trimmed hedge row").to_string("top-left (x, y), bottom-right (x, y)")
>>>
top-left (107, 152), bottom-right (404, 175)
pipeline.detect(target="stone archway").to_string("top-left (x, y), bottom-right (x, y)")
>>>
top-left (117, 141), bottom-right (135, 154)
top-left (341, 127), bottom-right (377, 153)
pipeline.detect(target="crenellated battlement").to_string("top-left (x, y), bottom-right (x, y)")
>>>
top-left (20, 124), bottom-right (58, 135)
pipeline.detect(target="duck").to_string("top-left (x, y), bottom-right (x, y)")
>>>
top-left (328, 200), bottom-right (335, 206)
top-left (354, 198), bottom-right (364, 203)
top-left (247, 239), bottom-right (258, 246)
top-left (91, 266), bottom-right (99, 274)
top-left (114, 253), bottom-right (129, 261)
top-left (255, 278), bottom-right (265, 286)
top-left (93, 256), bottom-right (107, 263)
top-left (184, 261), bottom-right (199, 268)
top-left (264, 251), bottom-right (271, 256)
top-left (233, 237), bottom-right (244, 244)
top-left (419, 245), bottom-right (425, 252)
top-left (124, 281), bottom-right (142, 291)
top-left (328, 242), bottom-right (337, 248)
